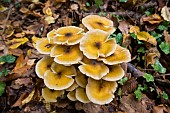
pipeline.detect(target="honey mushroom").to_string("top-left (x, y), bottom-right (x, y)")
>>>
top-left (67, 90), bottom-right (77, 101)
top-left (36, 38), bottom-right (55, 54)
top-left (75, 71), bottom-right (88, 88)
top-left (102, 65), bottom-right (125, 81)
top-left (76, 87), bottom-right (90, 103)
top-left (44, 62), bottom-right (76, 90)
top-left (42, 87), bottom-right (64, 102)
top-left (35, 56), bottom-right (53, 79)
top-left (53, 26), bottom-right (84, 45)
top-left (80, 29), bottom-right (117, 59)
top-left (101, 45), bottom-right (131, 65)
top-left (86, 78), bottom-right (117, 105)
top-left (78, 60), bottom-right (109, 80)
top-left (82, 15), bottom-right (116, 34)
top-left (50, 44), bottom-right (83, 66)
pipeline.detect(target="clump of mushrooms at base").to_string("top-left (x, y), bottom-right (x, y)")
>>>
top-left (35, 15), bottom-right (131, 105)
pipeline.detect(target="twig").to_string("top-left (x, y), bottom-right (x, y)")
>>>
top-left (2, 5), bottom-right (12, 35)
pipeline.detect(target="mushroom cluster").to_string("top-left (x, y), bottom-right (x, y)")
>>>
top-left (35, 15), bottom-right (131, 105)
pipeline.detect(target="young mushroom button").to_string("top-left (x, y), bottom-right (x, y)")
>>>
top-left (53, 26), bottom-right (84, 45)
top-left (80, 29), bottom-right (117, 59)
top-left (82, 15), bottom-right (116, 34)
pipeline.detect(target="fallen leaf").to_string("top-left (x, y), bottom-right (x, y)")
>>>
top-left (6, 37), bottom-right (29, 49)
top-left (45, 16), bottom-right (55, 25)
top-left (9, 48), bottom-right (23, 56)
top-left (146, 47), bottom-right (160, 66)
top-left (118, 21), bottom-right (129, 34)
top-left (142, 14), bottom-right (163, 24)
top-left (129, 26), bottom-right (140, 35)
top-left (0, 5), bottom-right (7, 11)
top-left (43, 7), bottom-right (52, 16)
top-left (12, 92), bottom-right (28, 107)
top-left (164, 30), bottom-right (170, 44)
top-left (122, 34), bottom-right (131, 47)
top-left (152, 105), bottom-right (164, 113)
top-left (119, 94), bottom-right (154, 113)
top-left (22, 89), bottom-right (35, 106)
top-left (137, 31), bottom-right (157, 46)
top-left (161, 6), bottom-right (170, 21)
top-left (14, 54), bottom-right (27, 70)
top-left (19, 7), bottom-right (30, 14)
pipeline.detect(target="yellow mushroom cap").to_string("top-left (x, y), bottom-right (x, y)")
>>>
top-left (44, 62), bottom-right (76, 90)
top-left (35, 56), bottom-right (53, 79)
top-left (76, 87), bottom-right (90, 103)
top-left (75, 71), bottom-right (88, 88)
top-left (42, 87), bottom-right (64, 102)
top-left (36, 38), bottom-right (55, 54)
top-left (67, 90), bottom-right (77, 101)
top-left (101, 45), bottom-right (131, 65)
top-left (86, 78), bottom-right (117, 105)
top-left (47, 29), bottom-right (57, 43)
top-left (66, 82), bottom-right (79, 91)
top-left (51, 45), bottom-right (83, 66)
top-left (53, 26), bottom-right (84, 45)
top-left (102, 65), bottom-right (124, 81)
top-left (78, 60), bottom-right (109, 80)
top-left (82, 15), bottom-right (116, 34)
top-left (80, 29), bottom-right (117, 59)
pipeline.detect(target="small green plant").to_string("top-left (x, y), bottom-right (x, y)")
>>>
top-left (151, 59), bottom-right (166, 73)
top-left (159, 42), bottom-right (170, 54)
top-left (137, 47), bottom-right (146, 53)
top-left (0, 69), bottom-right (10, 78)
top-left (119, 0), bottom-right (128, 3)
top-left (134, 84), bottom-right (147, 100)
top-left (0, 54), bottom-right (16, 63)
top-left (144, 8), bottom-right (154, 16)
top-left (157, 20), bottom-right (169, 31)
top-left (162, 91), bottom-right (169, 100)
top-left (94, 0), bottom-right (103, 8)
top-left (118, 77), bottom-right (128, 85)
top-left (0, 82), bottom-right (6, 96)
top-left (143, 73), bottom-right (154, 82)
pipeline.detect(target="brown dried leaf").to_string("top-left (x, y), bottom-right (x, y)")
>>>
top-left (152, 105), bottom-right (164, 113)
top-left (142, 14), bottom-right (163, 24)
top-left (161, 6), bottom-right (170, 21)
top-left (119, 94), bottom-right (154, 113)
top-left (164, 30), bottom-right (170, 44)
top-left (118, 21), bottom-right (129, 34)
top-left (75, 102), bottom-right (103, 113)
top-left (146, 47), bottom-right (160, 66)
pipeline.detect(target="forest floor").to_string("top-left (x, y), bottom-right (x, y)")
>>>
top-left (0, 0), bottom-right (170, 113)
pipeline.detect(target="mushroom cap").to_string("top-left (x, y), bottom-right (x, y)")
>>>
top-left (76, 87), bottom-right (90, 103)
top-left (67, 90), bottom-right (77, 101)
top-left (80, 29), bottom-right (117, 59)
top-left (75, 71), bottom-right (88, 88)
top-left (101, 45), bottom-right (131, 65)
top-left (53, 26), bottom-right (84, 45)
top-left (86, 78), bottom-right (117, 105)
top-left (47, 29), bottom-right (57, 43)
top-left (66, 82), bottom-right (78, 91)
top-left (51, 45), bottom-right (83, 66)
top-left (44, 63), bottom-right (76, 90)
top-left (36, 38), bottom-right (55, 54)
top-left (102, 65), bottom-right (125, 81)
top-left (35, 56), bottom-right (53, 79)
top-left (78, 60), bottom-right (109, 80)
top-left (82, 15), bottom-right (115, 34)
top-left (42, 87), bottom-right (64, 102)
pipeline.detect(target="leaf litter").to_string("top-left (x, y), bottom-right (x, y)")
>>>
top-left (0, 0), bottom-right (170, 113)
